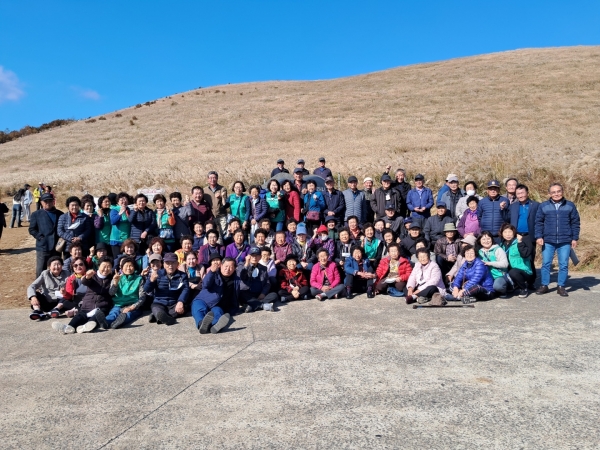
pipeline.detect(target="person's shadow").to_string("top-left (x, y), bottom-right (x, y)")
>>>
top-left (565, 276), bottom-right (600, 293)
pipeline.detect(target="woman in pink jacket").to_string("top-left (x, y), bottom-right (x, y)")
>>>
top-left (406, 249), bottom-right (446, 304)
top-left (310, 248), bottom-right (345, 301)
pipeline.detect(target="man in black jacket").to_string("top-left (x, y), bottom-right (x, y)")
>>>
top-left (509, 184), bottom-right (540, 289)
top-left (384, 167), bottom-right (411, 217)
top-left (323, 176), bottom-right (346, 225)
top-left (270, 159), bottom-right (289, 177)
top-left (423, 202), bottom-right (454, 250)
top-left (29, 193), bottom-right (63, 276)
top-left (371, 174), bottom-right (401, 220)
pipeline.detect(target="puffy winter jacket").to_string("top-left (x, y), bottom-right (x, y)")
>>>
top-left (194, 269), bottom-right (240, 310)
top-left (310, 261), bottom-right (341, 289)
top-left (406, 187), bottom-right (434, 219)
top-left (57, 212), bottom-right (93, 253)
top-left (342, 189), bottom-right (367, 223)
top-left (144, 269), bottom-right (190, 307)
top-left (440, 189), bottom-right (466, 220)
top-left (423, 214), bottom-right (454, 245)
top-left (278, 268), bottom-right (309, 292)
top-left (534, 198), bottom-right (580, 244)
top-left (249, 196), bottom-right (269, 222)
top-left (344, 257), bottom-right (373, 276)
top-left (80, 274), bottom-right (113, 312)
top-left (323, 189), bottom-right (346, 221)
top-left (375, 256), bottom-right (412, 284)
top-left (477, 196), bottom-right (509, 236)
top-left (128, 208), bottom-right (156, 243)
top-left (238, 263), bottom-right (271, 295)
top-left (452, 258), bottom-right (494, 291)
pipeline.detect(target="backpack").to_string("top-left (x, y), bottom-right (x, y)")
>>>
top-left (13, 189), bottom-right (24, 202)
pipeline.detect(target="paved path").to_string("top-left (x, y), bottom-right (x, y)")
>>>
top-left (1, 275), bottom-right (599, 449)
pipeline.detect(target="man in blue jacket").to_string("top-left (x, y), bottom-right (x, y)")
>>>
top-left (145, 252), bottom-right (189, 325)
top-left (509, 184), bottom-right (540, 289)
top-left (535, 183), bottom-right (580, 297)
top-left (29, 193), bottom-right (63, 276)
top-left (406, 174), bottom-right (434, 219)
top-left (192, 255), bottom-right (240, 334)
top-left (477, 180), bottom-right (509, 239)
top-left (313, 157), bottom-right (333, 179)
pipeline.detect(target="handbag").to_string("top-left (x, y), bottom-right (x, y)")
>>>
top-left (306, 210), bottom-right (320, 221)
top-left (55, 238), bottom-right (67, 252)
top-left (159, 228), bottom-right (174, 240)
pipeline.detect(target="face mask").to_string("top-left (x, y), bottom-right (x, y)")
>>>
top-left (467, 190), bottom-right (475, 196)
top-left (320, 235), bottom-right (328, 241)
top-left (97, 273), bottom-right (107, 279)
top-left (252, 268), bottom-right (259, 278)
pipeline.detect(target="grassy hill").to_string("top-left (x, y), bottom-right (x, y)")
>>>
top-left (2, 46), bottom-right (600, 267)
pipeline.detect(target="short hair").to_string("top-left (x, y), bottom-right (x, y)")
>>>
top-left (69, 242), bottom-right (82, 250)
top-left (206, 229), bottom-right (220, 238)
top-left (221, 257), bottom-right (236, 266)
top-left (81, 194), bottom-right (95, 208)
top-left (466, 195), bottom-right (479, 205)
top-left (192, 221), bottom-right (204, 229)
top-left (286, 218), bottom-right (298, 226)
top-left (260, 246), bottom-right (272, 255)
top-left (316, 247), bottom-right (329, 257)
top-left (254, 228), bottom-right (268, 238)
top-left (228, 217), bottom-right (241, 227)
top-left (416, 248), bottom-right (430, 258)
top-left (120, 239), bottom-right (137, 253)
top-left (549, 182), bottom-right (563, 193)
top-left (204, 219), bottom-right (216, 229)
top-left (249, 184), bottom-right (262, 194)
top-left (233, 229), bottom-right (245, 237)
top-left (153, 194), bottom-right (166, 204)
top-left (415, 238), bottom-right (429, 248)
top-left (98, 195), bottom-right (110, 209)
top-left (184, 252), bottom-right (197, 260)
top-left (134, 193), bottom-right (148, 203)
top-left (117, 191), bottom-right (130, 202)
top-left (362, 222), bottom-right (374, 232)
top-left (281, 180), bottom-right (296, 191)
top-left (382, 229), bottom-right (396, 238)
top-left (347, 215), bottom-right (359, 223)
top-left (120, 256), bottom-right (137, 268)
top-left (191, 186), bottom-right (203, 193)
top-left (396, 168), bottom-right (406, 176)
top-left (499, 223), bottom-right (517, 237)
top-left (208, 171), bottom-right (218, 178)
top-left (148, 237), bottom-right (166, 250)
top-left (47, 256), bottom-right (63, 267)
top-left (169, 191), bottom-right (182, 201)
top-left (180, 235), bottom-right (194, 245)
top-left (70, 257), bottom-right (87, 271)
top-left (464, 181), bottom-right (478, 191)
top-left (275, 230), bottom-right (286, 236)
top-left (476, 231), bottom-right (494, 248)
top-left (97, 256), bottom-right (113, 267)
top-left (268, 179), bottom-right (281, 190)
top-left (338, 227), bottom-right (350, 236)
top-left (461, 244), bottom-right (476, 257)
top-left (515, 184), bottom-right (529, 193)
top-left (259, 217), bottom-right (271, 225)
top-left (65, 196), bottom-right (81, 208)
top-left (306, 180), bottom-right (317, 187)
top-left (350, 246), bottom-right (365, 258)
top-left (387, 243), bottom-right (400, 253)
top-left (505, 177), bottom-right (519, 186)
top-left (374, 219), bottom-right (385, 227)
top-left (232, 181), bottom-right (246, 192)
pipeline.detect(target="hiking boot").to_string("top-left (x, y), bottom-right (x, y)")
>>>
top-left (367, 287), bottom-right (375, 299)
top-left (52, 322), bottom-right (75, 334)
top-left (155, 310), bottom-right (176, 326)
top-left (262, 303), bottom-right (274, 312)
top-left (210, 313), bottom-right (231, 334)
top-left (460, 296), bottom-right (475, 304)
top-left (199, 311), bottom-right (214, 334)
top-left (557, 286), bottom-right (568, 297)
top-left (110, 313), bottom-right (128, 329)
top-left (536, 285), bottom-right (549, 295)
top-left (244, 304), bottom-right (253, 313)
top-left (518, 289), bottom-right (528, 298)
top-left (417, 296), bottom-right (430, 304)
top-left (345, 287), bottom-right (352, 299)
top-left (94, 309), bottom-right (108, 329)
top-left (148, 313), bottom-right (157, 323)
top-left (76, 321), bottom-right (97, 333)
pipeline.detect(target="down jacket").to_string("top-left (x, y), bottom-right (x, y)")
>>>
top-left (375, 256), bottom-right (412, 284)
top-left (452, 258), bottom-right (494, 292)
top-left (407, 261), bottom-right (445, 293)
top-left (534, 198), bottom-right (580, 244)
top-left (310, 262), bottom-right (341, 289)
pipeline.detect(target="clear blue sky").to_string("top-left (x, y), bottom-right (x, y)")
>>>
top-left (1, 0), bottom-right (599, 130)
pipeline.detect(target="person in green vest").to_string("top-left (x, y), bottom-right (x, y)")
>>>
top-left (477, 230), bottom-right (510, 297)
top-left (94, 195), bottom-right (113, 255)
top-left (105, 257), bottom-right (146, 329)
top-left (499, 223), bottom-right (534, 298)
top-left (265, 179), bottom-right (286, 232)
top-left (153, 194), bottom-right (176, 251)
top-left (227, 181), bottom-right (251, 232)
top-left (109, 192), bottom-right (132, 258)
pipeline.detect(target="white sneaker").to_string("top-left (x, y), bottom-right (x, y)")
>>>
top-left (76, 321), bottom-right (97, 333)
top-left (52, 322), bottom-right (75, 334)
top-left (263, 303), bottom-right (274, 312)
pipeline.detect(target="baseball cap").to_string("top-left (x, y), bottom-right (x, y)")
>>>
top-left (318, 157), bottom-right (326, 162)
top-left (148, 254), bottom-right (163, 263)
top-left (325, 216), bottom-right (337, 223)
top-left (293, 168), bottom-right (304, 174)
top-left (409, 222), bottom-right (421, 230)
top-left (297, 159), bottom-right (305, 164)
top-left (316, 225), bottom-right (328, 234)
top-left (325, 176), bottom-right (334, 183)
top-left (437, 202), bottom-right (447, 209)
top-left (415, 174), bottom-right (425, 181)
top-left (40, 193), bottom-right (54, 202)
top-left (347, 176), bottom-right (358, 183)
top-left (363, 177), bottom-right (373, 183)
top-left (446, 173), bottom-right (458, 182)
top-left (385, 203), bottom-right (395, 210)
top-left (296, 223), bottom-right (307, 235)
top-left (249, 247), bottom-right (261, 255)
top-left (381, 174), bottom-right (392, 182)
top-left (163, 253), bottom-right (178, 263)
top-left (487, 180), bottom-right (501, 188)
top-left (277, 159), bottom-right (284, 164)
top-left (209, 253), bottom-right (223, 263)
top-left (403, 217), bottom-right (413, 224)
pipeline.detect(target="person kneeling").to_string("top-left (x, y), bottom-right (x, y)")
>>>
top-left (406, 249), bottom-right (446, 305)
top-left (277, 254), bottom-right (311, 302)
top-left (343, 246), bottom-right (377, 299)
top-left (105, 257), bottom-right (146, 329)
top-left (146, 253), bottom-right (190, 325)
top-left (52, 257), bottom-right (114, 334)
top-left (192, 255), bottom-right (239, 334)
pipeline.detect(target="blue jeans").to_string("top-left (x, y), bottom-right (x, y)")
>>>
top-left (541, 242), bottom-right (571, 287)
top-left (105, 305), bottom-right (142, 326)
top-left (191, 299), bottom-right (224, 329)
top-left (11, 204), bottom-right (22, 227)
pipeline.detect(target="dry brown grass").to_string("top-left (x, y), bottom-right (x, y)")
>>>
top-left (1, 46), bottom-right (600, 267)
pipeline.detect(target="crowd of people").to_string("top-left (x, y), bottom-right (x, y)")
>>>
top-left (19, 157), bottom-right (581, 336)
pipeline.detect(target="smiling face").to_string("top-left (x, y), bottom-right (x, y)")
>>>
top-left (409, 228), bottom-right (420, 238)
top-left (170, 197), bottom-right (181, 208)
top-left (255, 234), bottom-right (266, 246)
top-left (348, 218), bottom-right (358, 230)
top-left (186, 253), bottom-right (197, 267)
top-left (124, 244), bottom-right (135, 255)
top-left (221, 260), bottom-right (235, 277)
top-left (307, 183), bottom-right (315, 193)
top-left (464, 248), bottom-right (476, 262)
top-left (83, 202), bottom-right (94, 214)
top-left (487, 187), bottom-right (499, 199)
top-left (49, 260), bottom-right (63, 276)
top-left (388, 246), bottom-right (399, 260)
top-left (480, 234), bottom-right (493, 249)
top-left (118, 196), bottom-right (128, 208)
top-left (151, 241), bottom-right (163, 254)
top-left (396, 171), bottom-right (405, 183)
top-left (68, 201), bottom-right (80, 215)
top-left (250, 254), bottom-right (261, 265)
top-left (287, 222), bottom-right (297, 232)
top-left (352, 248), bottom-right (362, 261)
top-left (234, 182), bottom-right (243, 195)
top-left (468, 200), bottom-right (478, 211)
top-left (275, 233), bottom-right (285, 245)
top-left (72, 259), bottom-right (86, 275)
top-left (164, 260), bottom-right (177, 275)
top-left (318, 251), bottom-right (328, 265)
top-left (364, 180), bottom-right (373, 190)
top-left (192, 188), bottom-right (203, 203)
top-left (155, 198), bottom-right (165, 209)
top-left (207, 233), bottom-right (218, 246)
top-left (286, 258), bottom-right (297, 270)
top-left (282, 182), bottom-right (291, 193)
top-left (98, 261), bottom-right (113, 277)
top-left (269, 181), bottom-right (278, 194)
top-left (234, 231), bottom-right (244, 245)
top-left (549, 185), bottom-right (563, 202)
top-left (208, 173), bottom-right (218, 187)
top-left (415, 179), bottom-right (424, 188)
top-left (193, 223), bottom-right (203, 236)
top-left (364, 227), bottom-right (374, 238)
top-left (122, 261), bottom-right (135, 275)
top-left (516, 187), bottom-right (529, 203)
top-left (261, 251), bottom-right (271, 263)
top-left (339, 230), bottom-right (350, 243)
top-left (136, 197), bottom-right (147, 209)
top-left (502, 228), bottom-right (515, 241)
top-left (182, 239), bottom-right (193, 253)
top-left (506, 180), bottom-right (518, 194)
top-left (437, 207), bottom-right (446, 217)
top-left (70, 246), bottom-right (83, 258)
top-left (101, 198), bottom-right (111, 209)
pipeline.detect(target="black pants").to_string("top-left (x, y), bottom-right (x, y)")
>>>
top-left (151, 303), bottom-right (180, 318)
top-left (345, 273), bottom-right (374, 292)
top-left (415, 285), bottom-right (439, 299)
top-left (436, 256), bottom-right (455, 278)
top-left (375, 280), bottom-right (407, 293)
top-left (111, 245), bottom-right (122, 260)
top-left (36, 250), bottom-right (60, 277)
top-left (68, 308), bottom-right (110, 328)
top-left (278, 286), bottom-right (311, 301)
top-left (240, 291), bottom-right (279, 310)
top-left (508, 268), bottom-right (534, 290)
top-left (31, 292), bottom-right (76, 313)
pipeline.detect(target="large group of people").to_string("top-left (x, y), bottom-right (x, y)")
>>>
top-left (20, 157), bottom-right (581, 335)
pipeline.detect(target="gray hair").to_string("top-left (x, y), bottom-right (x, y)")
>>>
top-left (395, 168), bottom-right (406, 176)
top-left (548, 182), bottom-right (564, 193)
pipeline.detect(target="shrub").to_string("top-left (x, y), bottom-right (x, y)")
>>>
top-left (98, 116), bottom-right (106, 120)
top-left (85, 119), bottom-right (96, 123)
top-left (129, 120), bottom-right (134, 126)
top-left (171, 101), bottom-right (178, 106)
top-left (132, 116), bottom-right (138, 120)
top-left (0, 119), bottom-right (74, 144)
top-left (115, 113), bottom-right (122, 118)
top-left (135, 104), bottom-right (142, 108)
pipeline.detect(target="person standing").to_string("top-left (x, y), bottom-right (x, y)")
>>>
top-left (406, 174), bottom-right (434, 220)
top-left (313, 157), bottom-right (333, 179)
top-left (509, 184), bottom-right (540, 289)
top-left (323, 176), bottom-right (346, 225)
top-left (29, 193), bottom-right (63, 277)
top-left (384, 167), bottom-right (411, 217)
top-left (204, 171), bottom-right (228, 242)
top-left (33, 182), bottom-right (44, 210)
top-left (477, 180), bottom-right (509, 240)
top-left (342, 176), bottom-right (366, 225)
top-left (10, 187), bottom-right (25, 228)
top-left (436, 173), bottom-right (459, 204)
top-left (295, 159), bottom-right (310, 176)
top-left (21, 184), bottom-right (33, 222)
top-left (270, 159), bottom-right (289, 178)
top-left (535, 183), bottom-right (580, 297)
top-left (370, 174), bottom-right (401, 220)
top-left (505, 178), bottom-right (519, 205)
top-left (440, 175), bottom-right (465, 221)
top-left (362, 177), bottom-right (375, 223)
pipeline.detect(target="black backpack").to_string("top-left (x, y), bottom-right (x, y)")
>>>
top-left (13, 189), bottom-right (25, 202)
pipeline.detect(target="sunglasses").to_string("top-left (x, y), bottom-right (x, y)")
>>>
top-left (73, 263), bottom-right (85, 268)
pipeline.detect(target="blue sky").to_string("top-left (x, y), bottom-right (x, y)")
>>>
top-left (1, 0), bottom-right (599, 130)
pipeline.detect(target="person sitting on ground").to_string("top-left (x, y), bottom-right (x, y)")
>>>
top-left (153, 194), bottom-right (177, 251)
top-left (478, 231), bottom-right (510, 297)
top-left (277, 254), bottom-right (311, 302)
top-left (270, 158), bottom-right (289, 178)
top-left (446, 235), bottom-right (477, 284)
top-left (104, 256), bottom-right (146, 329)
top-left (375, 243), bottom-right (412, 297)
top-left (423, 202), bottom-right (454, 250)
top-left (146, 252), bottom-right (189, 325)
top-left (440, 175), bottom-right (465, 221)
top-left (360, 223), bottom-right (383, 269)
top-left (310, 248), bottom-right (345, 301)
top-left (499, 224), bottom-right (534, 298)
top-left (291, 223), bottom-right (315, 272)
top-left (192, 222), bottom-right (206, 251)
top-left (457, 196), bottom-right (481, 237)
top-left (52, 257), bottom-right (114, 334)
top-left (197, 229), bottom-right (225, 270)
top-left (309, 225), bottom-right (335, 262)
top-left (57, 196), bottom-right (93, 257)
top-left (272, 230), bottom-right (294, 267)
top-left (344, 246), bottom-right (377, 299)
top-left (406, 174), bottom-right (434, 220)
top-left (109, 192), bottom-right (132, 258)
top-left (179, 251), bottom-right (201, 301)
top-left (449, 244), bottom-right (495, 303)
top-left (62, 256), bottom-right (88, 317)
top-left (434, 223), bottom-right (461, 279)
top-left (405, 248), bottom-right (446, 304)
top-left (192, 255), bottom-right (239, 334)
top-left (455, 181), bottom-right (481, 221)
top-left (174, 235), bottom-right (194, 264)
top-left (238, 247), bottom-right (279, 312)
top-left (313, 156), bottom-right (333, 179)
top-left (225, 229), bottom-right (251, 266)
top-left (27, 256), bottom-right (72, 321)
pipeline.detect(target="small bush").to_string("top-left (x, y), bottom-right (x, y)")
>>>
top-left (132, 116), bottom-right (138, 120)
top-left (240, 93), bottom-right (243, 95)
top-left (222, 91), bottom-right (226, 94)
top-left (115, 113), bottom-right (122, 118)
top-left (144, 102), bottom-right (151, 106)
top-left (85, 119), bottom-right (96, 123)
top-left (215, 90), bottom-right (220, 93)
top-left (129, 120), bottom-right (134, 126)
top-left (135, 104), bottom-right (142, 108)
top-left (98, 116), bottom-right (106, 120)
top-left (171, 101), bottom-right (178, 106)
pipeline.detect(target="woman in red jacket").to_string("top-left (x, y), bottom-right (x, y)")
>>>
top-left (282, 180), bottom-right (301, 222)
top-left (310, 248), bottom-right (345, 301)
top-left (375, 244), bottom-right (412, 297)
top-left (277, 254), bottom-right (311, 302)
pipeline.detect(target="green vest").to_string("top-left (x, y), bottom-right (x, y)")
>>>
top-left (364, 238), bottom-right (380, 259)
top-left (229, 194), bottom-right (248, 221)
top-left (96, 213), bottom-right (112, 244)
top-left (502, 240), bottom-right (532, 275)
top-left (478, 245), bottom-right (506, 279)
top-left (113, 274), bottom-right (143, 307)
top-left (110, 207), bottom-right (131, 244)
top-left (266, 193), bottom-right (284, 223)
top-left (156, 211), bottom-right (175, 243)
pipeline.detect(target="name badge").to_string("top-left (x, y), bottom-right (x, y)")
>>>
top-left (385, 194), bottom-right (391, 201)
top-left (342, 252), bottom-right (351, 258)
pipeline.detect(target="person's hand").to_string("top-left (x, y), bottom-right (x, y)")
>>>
top-left (258, 294), bottom-right (265, 300)
top-left (141, 267), bottom-right (149, 276)
top-left (245, 254), bottom-right (251, 265)
top-left (215, 190), bottom-right (221, 199)
top-left (133, 204), bottom-right (138, 211)
top-left (482, 261), bottom-right (490, 266)
top-left (185, 194), bottom-right (190, 204)
top-left (210, 260), bottom-right (220, 272)
top-left (301, 188), bottom-right (308, 195)
top-left (119, 206), bottom-right (127, 215)
top-left (150, 270), bottom-right (158, 282)
top-left (292, 289), bottom-right (300, 299)
top-left (146, 248), bottom-right (152, 256)
top-left (85, 269), bottom-right (95, 279)
top-left (452, 287), bottom-right (460, 297)
top-left (447, 274), bottom-right (454, 282)
top-left (98, 209), bottom-right (104, 217)
top-left (536, 238), bottom-right (544, 246)
top-left (275, 260), bottom-right (281, 265)
top-left (175, 301), bottom-right (184, 315)
top-left (301, 262), bottom-right (308, 268)
top-left (242, 221), bottom-right (249, 230)
top-left (500, 201), bottom-right (507, 210)
top-left (386, 223), bottom-right (391, 228)
top-left (572, 240), bottom-right (578, 249)
top-left (327, 211), bottom-right (335, 216)
top-left (517, 234), bottom-right (523, 243)
top-left (140, 231), bottom-right (148, 240)
top-left (407, 288), bottom-right (413, 297)
top-left (60, 287), bottom-right (67, 296)
top-left (30, 297), bottom-right (40, 309)
top-left (386, 165), bottom-right (391, 172)
top-left (199, 266), bottom-right (206, 278)
top-left (113, 274), bottom-right (121, 284)
top-left (251, 219), bottom-right (256, 225)
top-left (189, 282), bottom-right (198, 290)
top-left (72, 237), bottom-right (81, 243)
top-left (448, 255), bottom-right (456, 262)
top-left (322, 286), bottom-right (331, 292)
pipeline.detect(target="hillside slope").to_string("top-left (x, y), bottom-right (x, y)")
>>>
top-left (1, 46), bottom-right (599, 200)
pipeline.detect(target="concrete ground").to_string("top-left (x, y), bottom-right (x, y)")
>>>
top-left (1, 274), bottom-right (599, 449)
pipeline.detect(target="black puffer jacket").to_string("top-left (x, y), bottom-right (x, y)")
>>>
top-left (80, 274), bottom-right (113, 312)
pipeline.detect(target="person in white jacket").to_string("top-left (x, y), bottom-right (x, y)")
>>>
top-left (406, 249), bottom-right (446, 304)
top-left (21, 184), bottom-right (33, 222)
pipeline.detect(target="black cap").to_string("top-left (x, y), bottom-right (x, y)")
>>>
top-left (325, 176), bottom-right (334, 183)
top-left (297, 159), bottom-right (305, 164)
top-left (293, 168), bottom-right (303, 174)
top-left (415, 174), bottom-right (424, 181)
top-left (347, 176), bottom-right (358, 183)
top-left (381, 174), bottom-right (392, 182)
top-left (40, 193), bottom-right (54, 202)
top-left (487, 180), bottom-right (500, 188)
top-left (277, 159), bottom-right (284, 164)
top-left (385, 203), bottom-right (395, 210)
top-left (325, 216), bottom-right (337, 223)
top-left (249, 247), bottom-right (261, 255)
top-left (209, 253), bottom-right (223, 263)
top-left (318, 157), bottom-right (326, 162)
top-left (409, 222), bottom-right (421, 229)
top-left (403, 217), bottom-right (413, 224)
top-left (24, 184), bottom-right (31, 188)
top-left (437, 202), bottom-right (447, 209)
top-left (95, 242), bottom-right (108, 251)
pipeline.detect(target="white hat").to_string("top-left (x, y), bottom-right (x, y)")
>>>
top-left (363, 177), bottom-right (373, 183)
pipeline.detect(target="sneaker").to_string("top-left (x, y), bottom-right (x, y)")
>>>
top-left (345, 287), bottom-right (352, 300)
top-left (49, 309), bottom-right (61, 319)
top-left (416, 296), bottom-right (430, 304)
top-left (94, 309), bottom-right (109, 329)
top-left (518, 289), bottom-right (528, 298)
top-left (536, 285), bottom-right (549, 295)
top-left (29, 309), bottom-right (43, 321)
top-left (262, 303), bottom-right (274, 312)
top-left (280, 296), bottom-right (288, 303)
top-left (244, 304), bottom-right (253, 313)
top-left (367, 287), bottom-right (375, 299)
top-left (52, 322), bottom-right (75, 334)
top-left (210, 313), bottom-right (231, 334)
top-left (155, 310), bottom-right (176, 326)
top-left (148, 313), bottom-right (157, 323)
top-left (316, 294), bottom-right (325, 301)
top-left (66, 308), bottom-right (78, 318)
top-left (460, 296), bottom-right (475, 304)
top-left (76, 321), bottom-right (97, 333)
top-left (110, 312), bottom-right (128, 329)
top-left (199, 311), bottom-right (214, 334)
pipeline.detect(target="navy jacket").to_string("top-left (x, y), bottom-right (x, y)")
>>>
top-left (144, 269), bottom-right (190, 306)
top-left (194, 269), bottom-right (240, 311)
top-left (535, 198), bottom-right (580, 244)
top-left (270, 167), bottom-right (290, 177)
top-left (238, 263), bottom-right (271, 295)
top-left (128, 208), bottom-right (156, 243)
top-left (313, 166), bottom-right (333, 179)
top-left (29, 208), bottom-right (64, 252)
top-left (57, 212), bottom-right (93, 253)
top-left (509, 200), bottom-right (540, 237)
top-left (323, 189), bottom-right (346, 221)
top-left (477, 196), bottom-right (509, 236)
top-left (249, 197), bottom-right (268, 222)
top-left (406, 187), bottom-right (434, 219)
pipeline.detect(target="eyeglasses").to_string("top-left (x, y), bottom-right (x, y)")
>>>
top-left (73, 263), bottom-right (85, 268)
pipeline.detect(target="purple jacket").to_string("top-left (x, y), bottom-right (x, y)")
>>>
top-left (225, 242), bottom-right (251, 265)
